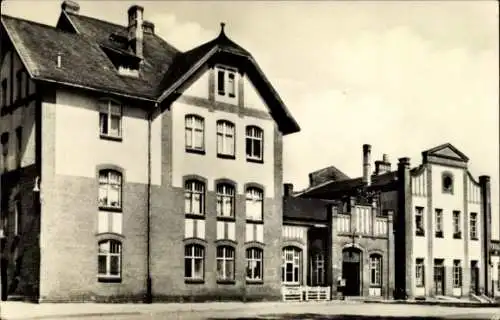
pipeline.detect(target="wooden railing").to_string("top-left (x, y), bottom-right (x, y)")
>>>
top-left (281, 286), bottom-right (331, 302)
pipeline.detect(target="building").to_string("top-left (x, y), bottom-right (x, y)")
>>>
top-left (0, 1), bottom-right (300, 302)
top-left (293, 143), bottom-right (499, 300)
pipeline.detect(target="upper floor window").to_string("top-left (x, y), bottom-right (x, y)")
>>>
top-left (216, 246), bottom-right (235, 282)
top-left (442, 172), bottom-right (454, 194)
top-left (453, 210), bottom-right (461, 239)
top-left (99, 100), bottom-right (122, 139)
top-left (246, 126), bottom-right (263, 162)
top-left (246, 248), bottom-right (263, 282)
top-left (216, 66), bottom-right (237, 99)
top-left (415, 258), bottom-right (425, 287)
top-left (246, 187), bottom-right (263, 221)
top-left (98, 240), bottom-right (122, 282)
top-left (216, 183), bottom-right (235, 218)
top-left (185, 115), bottom-right (204, 153)
top-left (1, 79), bottom-right (7, 107)
top-left (435, 209), bottom-right (443, 238)
top-left (370, 254), bottom-right (382, 287)
top-left (98, 170), bottom-right (122, 210)
top-left (415, 206), bottom-right (424, 236)
top-left (216, 120), bottom-right (235, 157)
top-left (185, 244), bottom-right (204, 281)
top-left (470, 212), bottom-right (478, 240)
top-left (185, 180), bottom-right (205, 215)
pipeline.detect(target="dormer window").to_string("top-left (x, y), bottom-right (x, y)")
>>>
top-left (215, 65), bottom-right (237, 102)
top-left (442, 172), bottom-right (454, 194)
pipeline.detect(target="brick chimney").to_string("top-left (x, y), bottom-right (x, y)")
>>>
top-left (362, 144), bottom-right (372, 186)
top-left (127, 5), bottom-right (144, 59)
top-left (284, 183), bottom-right (294, 197)
top-left (61, 0), bottom-right (80, 14)
top-left (374, 153), bottom-right (392, 175)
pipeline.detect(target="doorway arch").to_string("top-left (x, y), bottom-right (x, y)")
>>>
top-left (342, 247), bottom-right (363, 296)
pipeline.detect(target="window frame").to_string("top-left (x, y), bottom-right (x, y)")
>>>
top-left (98, 169), bottom-right (123, 211)
top-left (216, 245), bottom-right (235, 282)
top-left (435, 208), bottom-right (443, 238)
top-left (415, 258), bottom-right (425, 288)
top-left (245, 187), bottom-right (264, 222)
top-left (216, 183), bottom-right (235, 218)
top-left (99, 100), bottom-right (122, 140)
top-left (311, 252), bottom-right (325, 286)
top-left (216, 66), bottom-right (237, 99)
top-left (97, 239), bottom-right (122, 282)
top-left (184, 180), bottom-right (205, 216)
top-left (245, 126), bottom-right (264, 163)
top-left (246, 247), bottom-right (264, 283)
top-left (185, 114), bottom-right (205, 154)
top-left (415, 206), bottom-right (425, 236)
top-left (184, 244), bottom-right (205, 282)
top-left (216, 120), bottom-right (236, 158)
top-left (453, 260), bottom-right (462, 288)
top-left (442, 172), bottom-right (454, 194)
top-left (470, 212), bottom-right (478, 240)
top-left (282, 246), bottom-right (302, 285)
top-left (369, 254), bottom-right (382, 287)
top-left (453, 210), bottom-right (462, 239)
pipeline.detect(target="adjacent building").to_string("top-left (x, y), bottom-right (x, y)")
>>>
top-left (0, 1), bottom-right (300, 302)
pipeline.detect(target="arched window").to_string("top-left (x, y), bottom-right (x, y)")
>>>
top-left (311, 252), bottom-right (325, 286)
top-left (185, 180), bottom-right (205, 215)
top-left (246, 187), bottom-right (263, 221)
top-left (245, 126), bottom-right (263, 161)
top-left (98, 240), bottom-right (122, 281)
top-left (216, 120), bottom-right (235, 157)
top-left (99, 100), bottom-right (122, 138)
top-left (282, 246), bottom-right (302, 285)
top-left (99, 169), bottom-right (122, 210)
top-left (370, 254), bottom-right (382, 287)
top-left (442, 172), bottom-right (454, 194)
top-left (184, 244), bottom-right (204, 280)
top-left (216, 183), bottom-right (235, 217)
top-left (185, 115), bottom-right (204, 152)
top-left (246, 247), bottom-right (263, 281)
top-left (216, 246), bottom-right (235, 281)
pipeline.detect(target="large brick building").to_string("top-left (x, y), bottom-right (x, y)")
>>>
top-left (0, 1), bottom-right (300, 302)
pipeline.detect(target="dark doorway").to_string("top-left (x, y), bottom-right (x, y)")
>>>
top-left (433, 259), bottom-right (445, 296)
top-left (470, 260), bottom-right (479, 295)
top-left (342, 248), bottom-right (362, 296)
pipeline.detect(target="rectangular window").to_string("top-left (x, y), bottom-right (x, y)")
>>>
top-left (185, 115), bottom-right (204, 152)
top-left (415, 258), bottom-right (425, 287)
top-left (216, 121), bottom-right (235, 157)
top-left (185, 244), bottom-right (204, 281)
top-left (370, 255), bottom-right (382, 287)
top-left (99, 100), bottom-right (122, 139)
top-left (435, 209), bottom-right (443, 238)
top-left (216, 184), bottom-right (235, 218)
top-left (216, 66), bottom-right (237, 99)
top-left (185, 180), bottom-right (205, 215)
top-left (453, 260), bottom-right (462, 288)
top-left (217, 70), bottom-right (225, 95)
top-left (246, 248), bottom-right (263, 282)
top-left (98, 170), bottom-right (122, 209)
top-left (216, 246), bottom-right (235, 281)
top-left (246, 187), bottom-right (263, 221)
top-left (227, 72), bottom-right (235, 97)
top-left (98, 240), bottom-right (122, 281)
top-left (1, 79), bottom-right (7, 107)
top-left (246, 126), bottom-right (263, 161)
top-left (15, 127), bottom-right (22, 168)
top-left (415, 207), bottom-right (424, 236)
top-left (453, 211), bottom-right (461, 239)
top-left (470, 212), bottom-right (478, 240)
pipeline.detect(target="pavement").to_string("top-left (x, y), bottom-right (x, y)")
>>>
top-left (1, 300), bottom-right (500, 320)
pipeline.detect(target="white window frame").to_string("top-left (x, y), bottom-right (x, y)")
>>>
top-left (282, 246), bottom-right (301, 285)
top-left (185, 180), bottom-right (205, 215)
top-left (453, 260), bottom-right (462, 288)
top-left (246, 187), bottom-right (263, 221)
top-left (98, 240), bottom-right (122, 281)
top-left (216, 120), bottom-right (235, 157)
top-left (98, 170), bottom-right (122, 210)
top-left (470, 212), bottom-right (478, 239)
top-left (99, 100), bottom-right (122, 139)
top-left (216, 66), bottom-right (237, 99)
top-left (216, 183), bottom-right (235, 218)
top-left (185, 115), bottom-right (205, 152)
top-left (184, 244), bottom-right (205, 280)
top-left (370, 254), bottom-right (382, 287)
top-left (415, 258), bottom-right (425, 287)
top-left (216, 246), bottom-right (235, 281)
top-left (246, 126), bottom-right (263, 161)
top-left (246, 248), bottom-right (263, 282)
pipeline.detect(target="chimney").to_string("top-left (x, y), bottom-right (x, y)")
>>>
top-left (374, 153), bottom-right (392, 175)
top-left (284, 183), bottom-right (294, 197)
top-left (61, 0), bottom-right (80, 14)
top-left (362, 144), bottom-right (372, 186)
top-left (143, 20), bottom-right (155, 35)
top-left (127, 5), bottom-right (144, 59)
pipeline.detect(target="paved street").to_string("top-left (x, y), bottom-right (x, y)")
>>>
top-left (2, 301), bottom-right (500, 320)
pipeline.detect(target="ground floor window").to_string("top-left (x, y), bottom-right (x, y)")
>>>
top-left (282, 246), bottom-right (301, 285)
top-left (370, 254), bottom-right (382, 287)
top-left (311, 252), bottom-right (325, 286)
top-left (185, 244), bottom-right (204, 281)
top-left (415, 258), bottom-right (425, 287)
top-left (453, 260), bottom-right (462, 288)
top-left (216, 246), bottom-right (235, 281)
top-left (246, 248), bottom-right (263, 282)
top-left (98, 240), bottom-right (121, 282)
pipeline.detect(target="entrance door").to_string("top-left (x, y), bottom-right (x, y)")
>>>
top-left (470, 261), bottom-right (479, 294)
top-left (434, 260), bottom-right (445, 296)
top-left (342, 248), bottom-right (362, 296)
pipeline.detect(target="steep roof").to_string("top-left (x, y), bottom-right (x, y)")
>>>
top-left (422, 142), bottom-right (469, 162)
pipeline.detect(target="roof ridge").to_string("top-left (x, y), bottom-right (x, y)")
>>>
top-left (67, 12), bottom-right (126, 29)
top-left (1, 14), bottom-right (58, 30)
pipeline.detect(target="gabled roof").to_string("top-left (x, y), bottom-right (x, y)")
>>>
top-left (422, 143), bottom-right (469, 162)
top-left (309, 165), bottom-right (350, 187)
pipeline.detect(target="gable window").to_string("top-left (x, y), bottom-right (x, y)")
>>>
top-left (435, 209), bottom-right (443, 238)
top-left (1, 79), bottom-right (7, 107)
top-left (185, 115), bottom-right (204, 153)
top-left (98, 170), bottom-right (122, 210)
top-left (216, 66), bottom-right (237, 99)
top-left (246, 126), bottom-right (263, 162)
top-left (442, 172), bottom-right (454, 194)
top-left (246, 187), bottom-right (263, 221)
top-left (216, 183), bottom-right (235, 218)
top-left (453, 260), bottom-right (462, 288)
top-left (185, 180), bottom-right (205, 215)
top-left (415, 206), bottom-right (424, 236)
top-left (98, 240), bottom-right (122, 282)
top-left (216, 120), bottom-right (235, 157)
top-left (282, 246), bottom-right (301, 285)
top-left (99, 100), bottom-right (122, 139)
top-left (453, 211), bottom-right (461, 239)
top-left (415, 258), bottom-right (425, 287)
top-left (246, 248), bottom-right (263, 282)
top-left (216, 246), bottom-right (235, 282)
top-left (185, 244), bottom-right (204, 281)
top-left (15, 126), bottom-right (22, 168)
top-left (470, 212), bottom-right (478, 240)
top-left (370, 254), bottom-right (382, 287)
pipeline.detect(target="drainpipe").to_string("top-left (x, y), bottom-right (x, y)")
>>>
top-left (145, 105), bottom-right (154, 303)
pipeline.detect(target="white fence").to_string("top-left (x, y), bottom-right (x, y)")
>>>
top-left (281, 286), bottom-right (331, 302)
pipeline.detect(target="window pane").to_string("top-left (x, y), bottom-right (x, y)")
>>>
top-left (110, 115), bottom-right (121, 137)
top-left (253, 140), bottom-right (261, 158)
top-left (217, 260), bottom-right (224, 278)
top-left (108, 185), bottom-right (120, 207)
top-left (185, 129), bottom-right (193, 148)
top-left (185, 257), bottom-right (192, 278)
top-left (98, 255), bottom-right (107, 274)
top-left (246, 138), bottom-right (252, 157)
top-left (99, 184), bottom-right (108, 207)
top-left (217, 70), bottom-right (225, 93)
top-left (194, 130), bottom-right (203, 148)
top-left (100, 113), bottom-right (108, 134)
top-left (217, 133), bottom-right (223, 153)
top-left (194, 258), bottom-right (203, 278)
top-left (110, 256), bottom-right (120, 275)
top-left (226, 260), bottom-right (234, 279)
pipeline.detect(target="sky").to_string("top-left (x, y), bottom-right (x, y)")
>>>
top-left (2, 1), bottom-right (499, 237)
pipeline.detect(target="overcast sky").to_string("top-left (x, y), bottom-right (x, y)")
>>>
top-left (2, 1), bottom-right (499, 237)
